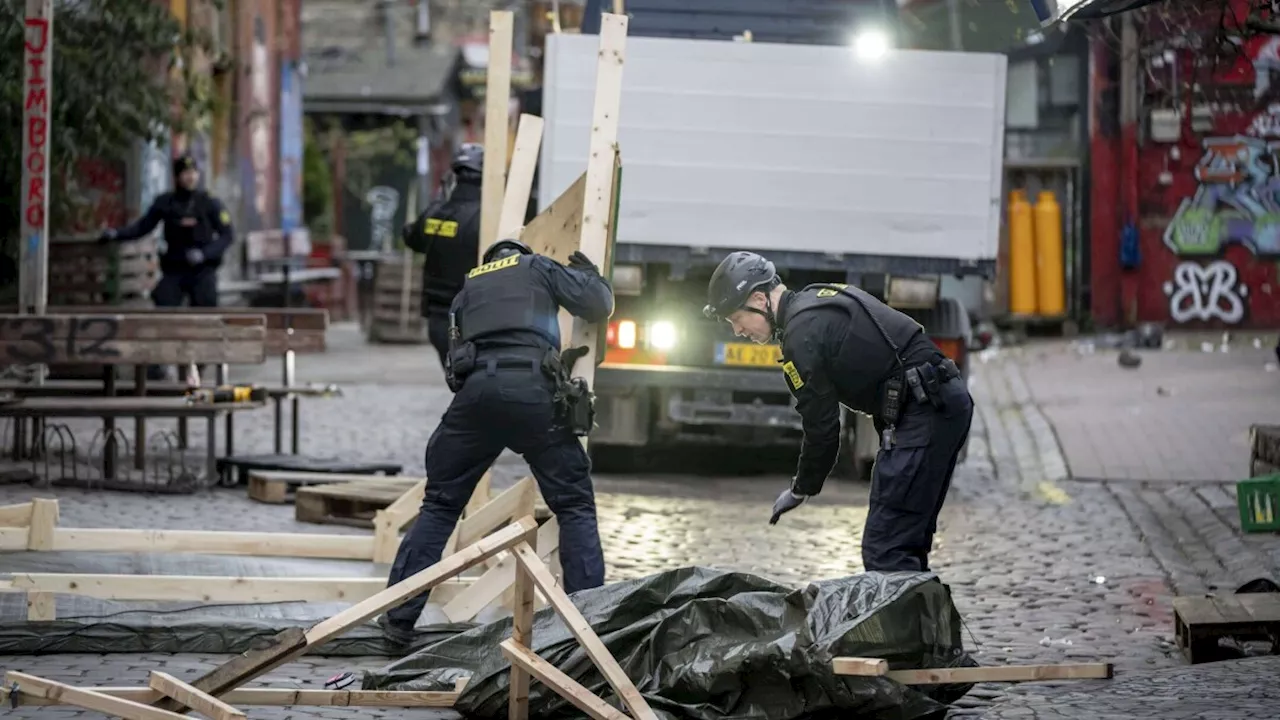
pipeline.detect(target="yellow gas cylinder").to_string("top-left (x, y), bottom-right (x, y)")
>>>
top-left (1033, 190), bottom-right (1066, 317)
top-left (1007, 189), bottom-right (1038, 316)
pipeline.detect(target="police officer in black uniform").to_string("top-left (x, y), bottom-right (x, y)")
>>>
top-left (99, 155), bottom-right (234, 309)
top-left (703, 251), bottom-right (974, 574)
top-left (401, 144), bottom-right (485, 369)
top-left (99, 155), bottom-right (234, 380)
top-left (378, 238), bottom-right (614, 645)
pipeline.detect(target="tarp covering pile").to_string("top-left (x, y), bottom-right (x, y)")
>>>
top-left (364, 567), bottom-right (976, 720)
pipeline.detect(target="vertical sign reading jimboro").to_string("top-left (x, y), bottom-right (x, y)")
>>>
top-left (20, 0), bottom-right (53, 315)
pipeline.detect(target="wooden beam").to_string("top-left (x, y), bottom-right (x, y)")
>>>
top-left (26, 591), bottom-right (54, 621)
top-left (9, 573), bottom-right (467, 605)
top-left (0, 314), bottom-right (268, 365)
top-left (4, 686), bottom-right (463, 708)
top-left (371, 479), bottom-right (427, 563)
top-left (511, 542), bottom-right (658, 720)
top-left (480, 10), bottom-right (515, 253)
top-left (455, 476), bottom-right (535, 548)
top-left (830, 659), bottom-right (1114, 684)
top-left (565, 11), bottom-right (627, 388)
top-left (6, 672), bottom-right (190, 720)
top-left (162, 516), bottom-right (540, 709)
top-left (507, 525), bottom-right (539, 720)
top-left (0, 501), bottom-right (33, 527)
top-left (498, 114), bottom-right (545, 239)
top-left (831, 657), bottom-right (886, 676)
top-left (148, 672), bottom-right (245, 720)
top-left (442, 517), bottom-right (558, 623)
top-left (501, 640), bottom-right (627, 720)
top-left (45, 527), bottom-right (377, 560)
top-left (26, 497), bottom-right (56, 550)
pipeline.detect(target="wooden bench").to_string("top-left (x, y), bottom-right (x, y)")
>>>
top-left (0, 305), bottom-right (332, 455)
top-left (0, 313), bottom-right (268, 484)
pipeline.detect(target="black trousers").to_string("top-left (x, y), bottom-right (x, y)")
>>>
top-left (426, 310), bottom-right (450, 372)
top-left (150, 267), bottom-right (218, 380)
top-left (384, 357), bottom-right (606, 628)
top-left (862, 373), bottom-right (973, 573)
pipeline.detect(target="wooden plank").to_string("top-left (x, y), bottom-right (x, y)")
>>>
top-left (501, 640), bottom-right (627, 720)
top-left (1234, 591), bottom-right (1280, 620)
top-left (7, 672), bottom-right (191, 720)
top-left (0, 501), bottom-right (33, 527)
top-left (882, 663), bottom-right (1114, 685)
top-left (295, 481), bottom-right (420, 528)
top-left (521, 172), bottom-right (586, 260)
top-left (498, 114), bottom-right (545, 239)
top-left (8, 573), bottom-right (449, 604)
top-left (26, 497), bottom-right (56, 550)
top-left (300, 479), bottom-right (419, 501)
top-left (511, 542), bottom-right (658, 720)
top-left (443, 517), bottom-right (559, 622)
top-left (456, 476), bottom-right (535, 548)
top-left (372, 479), bottom-right (427, 564)
top-left (1172, 596), bottom-right (1226, 626)
top-left (172, 517), bottom-right (539, 704)
top-left (831, 657), bottom-right (887, 676)
top-left (5, 686), bottom-right (463, 708)
top-left (50, 528), bottom-right (376, 560)
top-left (1209, 595), bottom-right (1255, 624)
top-left (480, 10), bottom-right (515, 252)
top-left (20, 305), bottom-right (331, 332)
top-left (0, 396), bottom-right (262, 418)
top-left (508, 525), bottom-right (539, 720)
top-left (566, 11), bottom-right (628, 387)
top-left (148, 672), bottom-right (244, 720)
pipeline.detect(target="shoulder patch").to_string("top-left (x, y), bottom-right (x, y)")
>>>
top-left (815, 283), bottom-right (849, 298)
top-left (781, 361), bottom-right (804, 390)
top-left (467, 253), bottom-right (520, 278)
top-left (218, 210), bottom-right (231, 225)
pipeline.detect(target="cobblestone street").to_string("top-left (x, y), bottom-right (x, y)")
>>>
top-left (0, 327), bottom-right (1276, 718)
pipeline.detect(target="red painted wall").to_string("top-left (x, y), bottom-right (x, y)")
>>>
top-left (1092, 6), bottom-right (1280, 329)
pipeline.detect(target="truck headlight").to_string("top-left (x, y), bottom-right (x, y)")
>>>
top-left (648, 321), bottom-right (677, 350)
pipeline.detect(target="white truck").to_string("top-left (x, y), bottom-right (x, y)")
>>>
top-left (538, 33), bottom-right (1008, 476)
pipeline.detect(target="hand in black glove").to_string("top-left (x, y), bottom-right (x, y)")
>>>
top-left (769, 487), bottom-right (807, 525)
top-left (97, 229), bottom-right (117, 245)
top-left (567, 250), bottom-right (598, 274)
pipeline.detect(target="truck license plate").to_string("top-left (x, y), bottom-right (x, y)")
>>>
top-left (716, 342), bottom-right (782, 367)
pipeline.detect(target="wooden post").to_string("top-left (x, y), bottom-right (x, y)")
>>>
top-left (508, 525), bottom-right (537, 720)
top-left (20, 0), bottom-right (53, 318)
top-left (566, 13), bottom-right (627, 438)
top-left (480, 11), bottom-right (514, 255)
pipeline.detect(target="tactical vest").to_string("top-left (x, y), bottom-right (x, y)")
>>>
top-left (160, 192), bottom-right (215, 271)
top-left (456, 254), bottom-right (560, 350)
top-left (420, 193), bottom-right (482, 314)
top-left (782, 283), bottom-right (930, 414)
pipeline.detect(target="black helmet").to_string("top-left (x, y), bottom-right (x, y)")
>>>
top-left (482, 238), bottom-right (531, 264)
top-left (703, 251), bottom-right (779, 321)
top-left (452, 143), bottom-right (484, 175)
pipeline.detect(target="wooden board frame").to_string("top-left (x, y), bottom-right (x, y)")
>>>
top-left (1, 477), bottom-right (560, 625)
top-left (480, 10), bottom-right (514, 253)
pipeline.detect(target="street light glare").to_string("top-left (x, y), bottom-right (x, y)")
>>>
top-left (853, 29), bottom-right (890, 60)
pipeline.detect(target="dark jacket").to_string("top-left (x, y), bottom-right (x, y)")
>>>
top-left (113, 189), bottom-right (234, 274)
top-left (403, 181), bottom-right (483, 316)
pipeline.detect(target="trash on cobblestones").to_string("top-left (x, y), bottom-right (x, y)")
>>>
top-left (1118, 349), bottom-right (1142, 368)
top-left (363, 567), bottom-right (978, 720)
top-left (1039, 636), bottom-right (1074, 647)
top-left (1094, 576), bottom-right (1107, 584)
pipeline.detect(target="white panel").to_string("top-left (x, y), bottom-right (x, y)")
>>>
top-left (541, 35), bottom-right (1006, 262)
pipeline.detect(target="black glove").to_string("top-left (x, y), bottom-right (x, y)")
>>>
top-left (567, 251), bottom-right (598, 275)
top-left (769, 487), bottom-right (807, 525)
top-left (97, 229), bottom-right (117, 245)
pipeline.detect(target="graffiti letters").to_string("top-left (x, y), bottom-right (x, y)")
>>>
top-left (365, 186), bottom-right (401, 253)
top-left (1162, 260), bottom-right (1249, 324)
top-left (1165, 136), bottom-right (1280, 258)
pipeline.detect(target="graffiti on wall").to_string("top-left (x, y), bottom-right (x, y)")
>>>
top-left (1162, 260), bottom-right (1249, 324)
top-left (365, 186), bottom-right (401, 253)
top-left (1164, 136), bottom-right (1280, 259)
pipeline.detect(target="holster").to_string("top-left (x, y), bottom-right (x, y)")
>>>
top-left (445, 341), bottom-right (476, 393)
top-left (879, 373), bottom-right (905, 428)
top-left (544, 346), bottom-right (596, 436)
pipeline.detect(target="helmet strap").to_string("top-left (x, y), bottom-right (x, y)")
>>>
top-left (742, 291), bottom-right (779, 341)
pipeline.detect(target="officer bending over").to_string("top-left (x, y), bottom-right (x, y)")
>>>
top-left (703, 251), bottom-right (974, 573)
top-left (401, 144), bottom-right (484, 370)
top-left (378, 238), bottom-right (614, 645)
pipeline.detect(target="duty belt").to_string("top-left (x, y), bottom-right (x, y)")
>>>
top-left (478, 357), bottom-right (541, 374)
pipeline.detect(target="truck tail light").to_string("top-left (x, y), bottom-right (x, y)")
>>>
top-left (931, 335), bottom-right (965, 368)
